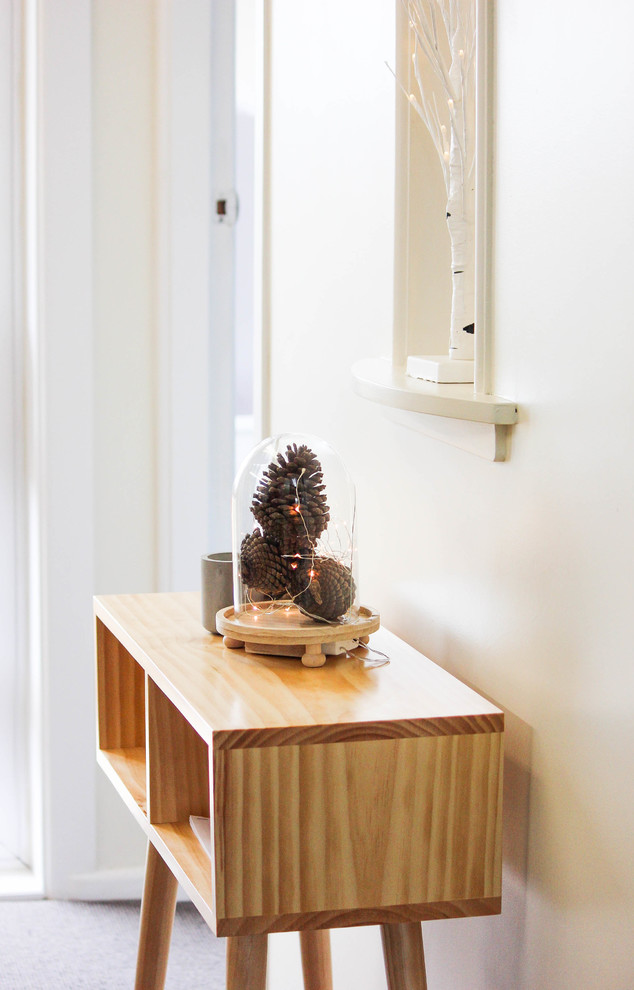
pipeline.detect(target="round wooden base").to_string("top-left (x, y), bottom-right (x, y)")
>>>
top-left (216, 604), bottom-right (380, 667)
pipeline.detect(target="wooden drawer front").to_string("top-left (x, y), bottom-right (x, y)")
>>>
top-left (212, 731), bottom-right (502, 924)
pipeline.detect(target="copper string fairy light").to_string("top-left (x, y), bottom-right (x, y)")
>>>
top-left (239, 443), bottom-right (355, 623)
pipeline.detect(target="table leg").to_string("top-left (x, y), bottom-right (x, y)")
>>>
top-left (135, 841), bottom-right (179, 990)
top-left (300, 929), bottom-right (333, 990)
top-left (381, 922), bottom-right (428, 990)
top-left (226, 934), bottom-right (268, 990)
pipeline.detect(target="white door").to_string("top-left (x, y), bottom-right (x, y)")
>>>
top-left (0, 0), bottom-right (29, 878)
top-left (160, 0), bottom-right (261, 589)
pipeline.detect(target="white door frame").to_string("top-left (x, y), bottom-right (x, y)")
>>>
top-left (18, 0), bottom-right (265, 897)
top-left (155, 0), bottom-right (244, 591)
top-left (33, 0), bottom-right (96, 897)
top-left (0, 0), bottom-right (35, 891)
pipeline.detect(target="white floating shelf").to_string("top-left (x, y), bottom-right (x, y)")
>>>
top-left (352, 357), bottom-right (518, 425)
top-left (351, 357), bottom-right (518, 461)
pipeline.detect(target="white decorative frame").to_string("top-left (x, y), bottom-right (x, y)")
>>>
top-left (404, 0), bottom-right (477, 383)
top-left (352, 0), bottom-right (518, 461)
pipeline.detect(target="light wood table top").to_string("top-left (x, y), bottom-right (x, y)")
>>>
top-left (94, 591), bottom-right (503, 750)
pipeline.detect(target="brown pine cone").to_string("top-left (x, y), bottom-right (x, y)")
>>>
top-left (251, 444), bottom-right (330, 555)
top-left (292, 556), bottom-right (355, 622)
top-left (239, 531), bottom-right (291, 598)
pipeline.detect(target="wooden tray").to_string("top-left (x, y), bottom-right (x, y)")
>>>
top-left (216, 604), bottom-right (380, 667)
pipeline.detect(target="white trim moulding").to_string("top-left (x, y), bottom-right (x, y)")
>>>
top-left (351, 357), bottom-right (517, 461)
top-left (353, 1), bottom-right (517, 461)
top-left (352, 358), bottom-right (517, 425)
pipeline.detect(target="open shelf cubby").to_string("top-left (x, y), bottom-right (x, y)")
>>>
top-left (95, 617), bottom-right (215, 924)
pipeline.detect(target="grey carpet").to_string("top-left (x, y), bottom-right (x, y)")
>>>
top-left (0, 899), bottom-right (226, 989)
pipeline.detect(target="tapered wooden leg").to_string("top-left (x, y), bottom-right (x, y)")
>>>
top-left (226, 934), bottom-right (268, 990)
top-left (300, 929), bottom-right (333, 990)
top-left (381, 922), bottom-right (427, 990)
top-left (135, 842), bottom-right (179, 990)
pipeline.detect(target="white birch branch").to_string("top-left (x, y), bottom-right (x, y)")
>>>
top-left (402, 0), bottom-right (477, 359)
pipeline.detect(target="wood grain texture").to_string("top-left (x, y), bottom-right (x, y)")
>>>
top-left (151, 821), bottom-right (216, 928)
top-left (226, 934), bottom-right (268, 990)
top-left (213, 732), bottom-right (503, 923)
top-left (300, 930), bottom-right (333, 990)
top-left (147, 678), bottom-right (210, 824)
top-left (381, 922), bottom-right (427, 990)
top-left (212, 713), bottom-right (503, 751)
top-left (217, 604), bottom-right (380, 646)
top-left (135, 842), bottom-right (178, 990)
top-left (95, 593), bottom-right (504, 938)
top-left (98, 748), bottom-right (147, 815)
top-left (214, 896), bottom-right (502, 937)
top-left (94, 593), bottom-right (504, 749)
top-left (96, 617), bottom-right (145, 749)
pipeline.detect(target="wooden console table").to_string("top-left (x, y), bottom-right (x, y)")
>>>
top-left (94, 593), bottom-right (503, 989)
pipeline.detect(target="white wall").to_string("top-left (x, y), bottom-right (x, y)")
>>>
top-left (93, 0), bottom-right (158, 600)
top-left (36, 0), bottom-right (97, 899)
top-left (266, 1), bottom-right (634, 988)
top-left (92, 0), bottom-right (157, 877)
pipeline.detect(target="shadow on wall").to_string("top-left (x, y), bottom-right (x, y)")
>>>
top-left (382, 585), bottom-right (533, 988)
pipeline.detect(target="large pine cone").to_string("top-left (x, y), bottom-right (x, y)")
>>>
top-left (240, 531), bottom-right (290, 598)
top-left (251, 444), bottom-right (330, 555)
top-left (292, 557), bottom-right (355, 622)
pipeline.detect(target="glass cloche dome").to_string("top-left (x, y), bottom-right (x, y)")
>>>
top-left (231, 433), bottom-right (359, 627)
